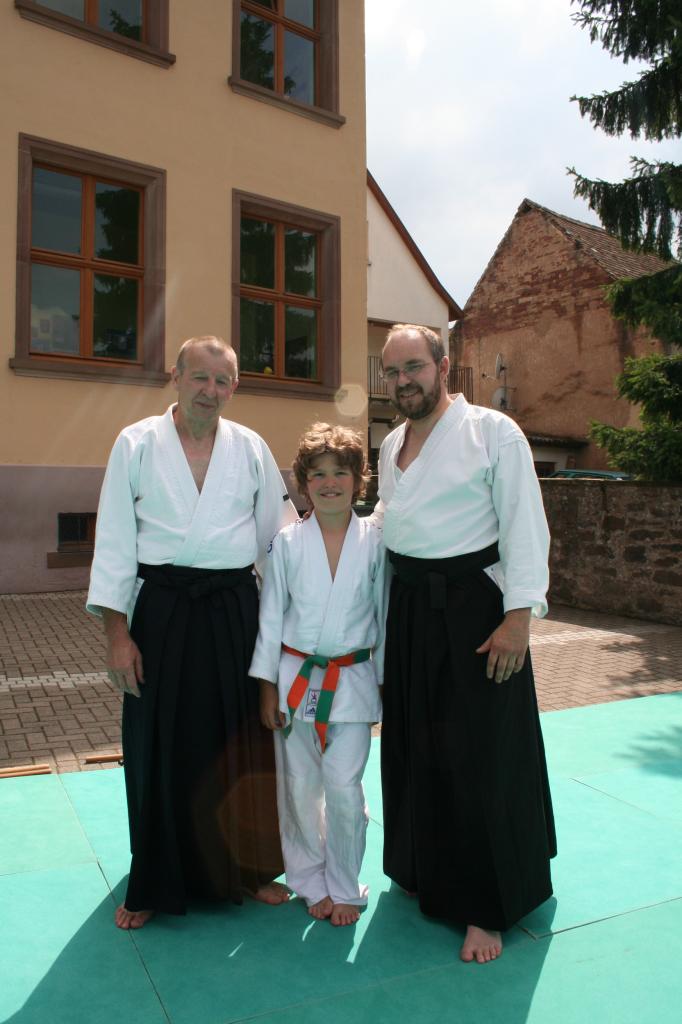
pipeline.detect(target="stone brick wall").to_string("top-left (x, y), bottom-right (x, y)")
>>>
top-left (540, 479), bottom-right (682, 625)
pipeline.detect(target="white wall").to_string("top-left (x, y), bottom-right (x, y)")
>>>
top-left (366, 188), bottom-right (450, 344)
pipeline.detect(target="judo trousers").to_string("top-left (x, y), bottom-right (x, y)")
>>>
top-left (123, 563), bottom-right (283, 914)
top-left (381, 544), bottom-right (557, 931)
top-left (275, 718), bottom-right (371, 906)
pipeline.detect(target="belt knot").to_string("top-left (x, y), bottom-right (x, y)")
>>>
top-left (281, 643), bottom-right (371, 751)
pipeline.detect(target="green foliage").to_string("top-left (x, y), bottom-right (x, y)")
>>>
top-left (569, 0), bottom-right (681, 261)
top-left (571, 58), bottom-right (681, 141)
top-left (590, 420), bottom-right (682, 480)
top-left (590, 354), bottom-right (682, 479)
top-left (107, 10), bottom-right (142, 42)
top-left (607, 264), bottom-right (682, 345)
top-left (569, 159), bottom-right (681, 259)
top-left (571, 0), bottom-right (681, 63)
top-left (573, 2), bottom-right (682, 478)
top-left (615, 353), bottom-right (682, 419)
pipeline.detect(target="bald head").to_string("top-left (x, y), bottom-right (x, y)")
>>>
top-left (383, 324), bottom-right (445, 366)
top-left (175, 336), bottom-right (238, 378)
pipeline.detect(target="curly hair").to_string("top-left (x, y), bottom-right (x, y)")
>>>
top-left (292, 422), bottom-right (370, 503)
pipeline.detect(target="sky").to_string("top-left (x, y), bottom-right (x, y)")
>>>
top-left (365, 0), bottom-right (679, 311)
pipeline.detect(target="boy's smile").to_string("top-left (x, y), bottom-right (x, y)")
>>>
top-left (305, 452), bottom-right (355, 514)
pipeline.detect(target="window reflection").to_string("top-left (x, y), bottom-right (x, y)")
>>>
top-left (99, 0), bottom-right (143, 40)
top-left (241, 218), bottom-right (275, 288)
top-left (285, 229), bottom-right (316, 296)
top-left (240, 298), bottom-right (275, 373)
top-left (284, 0), bottom-right (315, 29)
top-left (95, 183), bottom-right (140, 264)
top-left (37, 0), bottom-right (84, 18)
top-left (32, 168), bottom-right (82, 254)
top-left (240, 12), bottom-right (275, 91)
top-left (285, 306), bottom-right (317, 378)
top-left (93, 274), bottom-right (138, 360)
top-left (283, 30), bottom-right (314, 104)
top-left (30, 264), bottom-right (81, 355)
top-left (240, 213), bottom-right (320, 381)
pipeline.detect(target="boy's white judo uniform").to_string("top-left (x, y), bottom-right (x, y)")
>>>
top-left (250, 511), bottom-right (386, 907)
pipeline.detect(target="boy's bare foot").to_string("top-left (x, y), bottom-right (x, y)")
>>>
top-left (308, 896), bottom-right (333, 919)
top-left (249, 881), bottom-right (291, 905)
top-left (330, 903), bottom-right (361, 926)
top-left (115, 905), bottom-right (154, 929)
top-left (460, 925), bottom-right (502, 964)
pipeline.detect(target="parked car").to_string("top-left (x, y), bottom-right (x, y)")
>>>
top-left (547, 469), bottom-right (632, 480)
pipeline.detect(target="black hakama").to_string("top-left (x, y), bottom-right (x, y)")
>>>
top-left (381, 544), bottom-right (556, 931)
top-left (122, 563), bottom-right (283, 914)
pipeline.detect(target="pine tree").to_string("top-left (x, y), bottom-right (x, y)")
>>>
top-left (569, 0), bottom-right (682, 479)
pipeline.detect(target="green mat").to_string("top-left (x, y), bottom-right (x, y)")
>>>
top-left (1, 693), bottom-right (681, 1024)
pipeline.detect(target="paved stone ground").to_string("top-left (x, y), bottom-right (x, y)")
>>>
top-left (0, 590), bottom-right (680, 774)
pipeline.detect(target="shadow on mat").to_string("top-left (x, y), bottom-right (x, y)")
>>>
top-left (621, 721), bottom-right (682, 777)
top-left (4, 880), bottom-right (364, 1024)
top-left (3, 886), bottom-right (162, 1024)
top-left (600, 637), bottom-right (682, 699)
top-left (4, 879), bottom-right (556, 1024)
top-left (348, 888), bottom-right (555, 1022)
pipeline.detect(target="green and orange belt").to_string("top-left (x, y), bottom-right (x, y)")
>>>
top-left (281, 643), bottom-right (371, 751)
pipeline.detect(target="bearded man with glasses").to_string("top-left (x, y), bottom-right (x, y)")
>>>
top-left (374, 324), bottom-right (556, 965)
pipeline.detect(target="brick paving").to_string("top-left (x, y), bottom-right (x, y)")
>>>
top-left (0, 590), bottom-right (680, 774)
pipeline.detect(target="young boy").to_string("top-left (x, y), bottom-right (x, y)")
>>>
top-left (250, 423), bottom-right (386, 927)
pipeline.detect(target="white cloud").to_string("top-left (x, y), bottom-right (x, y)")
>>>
top-left (366, 0), bottom-right (679, 306)
top-left (404, 28), bottom-right (427, 70)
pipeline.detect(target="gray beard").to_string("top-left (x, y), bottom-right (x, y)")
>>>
top-left (391, 375), bottom-right (442, 420)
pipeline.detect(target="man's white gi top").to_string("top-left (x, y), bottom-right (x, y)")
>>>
top-left (249, 513), bottom-right (386, 724)
top-left (376, 395), bottom-right (550, 617)
top-left (87, 405), bottom-right (295, 618)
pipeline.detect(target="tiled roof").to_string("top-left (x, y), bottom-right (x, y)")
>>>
top-left (526, 432), bottom-right (589, 448)
top-left (520, 199), bottom-right (677, 280)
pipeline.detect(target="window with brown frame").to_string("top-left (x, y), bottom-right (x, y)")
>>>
top-left (230, 1), bottom-right (343, 127)
top-left (15, 0), bottom-right (175, 68)
top-left (57, 512), bottom-right (97, 553)
top-left (46, 510), bottom-right (97, 568)
top-left (12, 135), bottom-right (168, 386)
top-left (233, 191), bottom-right (340, 400)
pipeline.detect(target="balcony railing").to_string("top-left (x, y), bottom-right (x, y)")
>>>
top-left (368, 356), bottom-right (473, 402)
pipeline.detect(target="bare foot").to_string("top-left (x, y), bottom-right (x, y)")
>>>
top-left (330, 903), bottom-right (361, 926)
top-left (115, 904), bottom-right (154, 930)
top-left (308, 896), bottom-right (333, 920)
top-left (249, 881), bottom-right (291, 905)
top-left (460, 924), bottom-right (502, 964)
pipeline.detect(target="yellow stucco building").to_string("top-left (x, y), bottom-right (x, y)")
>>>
top-left (0, 0), bottom-right (368, 592)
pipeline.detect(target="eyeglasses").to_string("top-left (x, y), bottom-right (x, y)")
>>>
top-left (379, 360), bottom-right (433, 383)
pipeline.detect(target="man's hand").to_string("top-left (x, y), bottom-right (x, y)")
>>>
top-left (476, 607), bottom-right (531, 684)
top-left (102, 609), bottom-right (144, 698)
top-left (259, 679), bottom-right (285, 730)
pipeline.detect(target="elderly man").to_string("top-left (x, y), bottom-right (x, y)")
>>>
top-left (87, 335), bottom-right (296, 929)
top-left (375, 324), bottom-right (556, 964)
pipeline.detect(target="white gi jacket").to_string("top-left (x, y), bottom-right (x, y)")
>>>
top-left (87, 405), bottom-right (296, 619)
top-left (375, 395), bottom-right (550, 617)
top-left (249, 513), bottom-right (386, 724)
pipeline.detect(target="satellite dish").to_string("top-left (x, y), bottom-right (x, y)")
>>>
top-left (491, 387), bottom-right (507, 410)
top-left (494, 353), bottom-right (506, 379)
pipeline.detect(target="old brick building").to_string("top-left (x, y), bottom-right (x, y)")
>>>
top-left (454, 199), bottom-right (674, 472)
